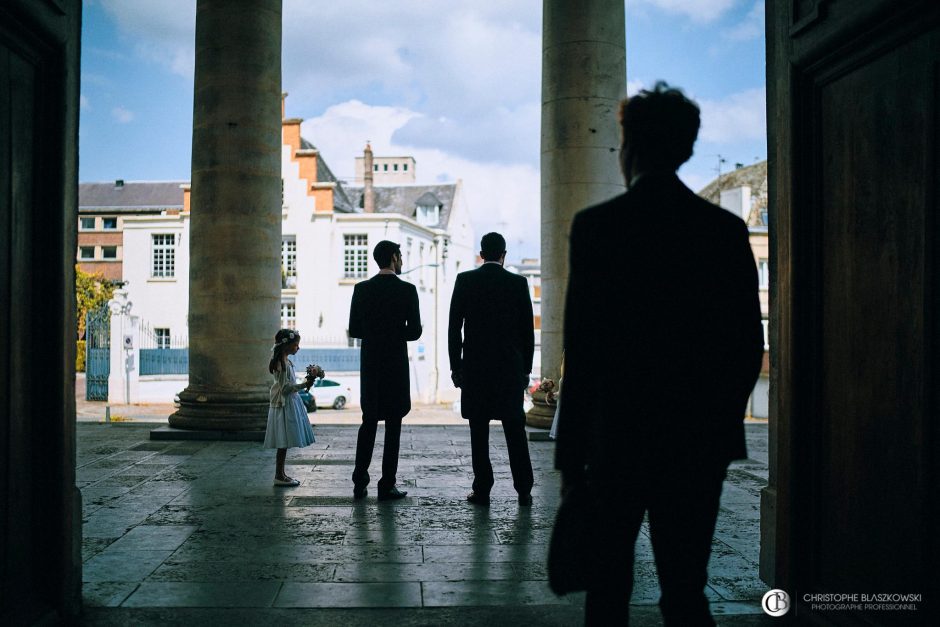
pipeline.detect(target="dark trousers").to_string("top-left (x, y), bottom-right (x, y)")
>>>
top-left (468, 413), bottom-right (533, 495)
top-left (585, 460), bottom-right (728, 627)
top-left (352, 417), bottom-right (402, 492)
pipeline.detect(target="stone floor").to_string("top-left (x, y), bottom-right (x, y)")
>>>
top-left (78, 422), bottom-right (774, 626)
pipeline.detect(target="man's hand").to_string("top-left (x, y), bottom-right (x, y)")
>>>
top-left (451, 370), bottom-right (463, 388)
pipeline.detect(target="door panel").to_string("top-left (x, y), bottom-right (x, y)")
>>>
top-left (817, 34), bottom-right (933, 593)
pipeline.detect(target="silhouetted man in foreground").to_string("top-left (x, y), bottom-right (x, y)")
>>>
top-left (555, 82), bottom-right (764, 626)
top-left (449, 232), bottom-right (535, 506)
top-left (349, 240), bottom-right (422, 501)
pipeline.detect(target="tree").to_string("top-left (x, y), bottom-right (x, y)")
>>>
top-left (76, 265), bottom-right (115, 340)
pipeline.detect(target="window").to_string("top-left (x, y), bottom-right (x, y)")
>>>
top-left (347, 332), bottom-right (362, 348)
top-left (281, 179), bottom-right (285, 207)
top-left (102, 246), bottom-right (117, 259)
top-left (155, 328), bottom-right (170, 349)
top-left (419, 242), bottom-right (426, 287)
top-left (343, 234), bottom-right (369, 278)
top-left (393, 163), bottom-right (399, 171)
top-left (282, 237), bottom-right (297, 288)
top-left (80, 217), bottom-right (95, 230)
top-left (79, 246), bottom-right (95, 260)
top-left (758, 259), bottom-right (769, 289)
top-left (374, 164), bottom-right (378, 171)
top-left (403, 163), bottom-right (408, 171)
top-left (102, 217), bottom-right (118, 230)
top-left (417, 205), bottom-right (440, 226)
top-left (151, 234), bottom-right (175, 277)
top-left (383, 164), bottom-right (388, 171)
top-left (281, 301), bottom-right (296, 330)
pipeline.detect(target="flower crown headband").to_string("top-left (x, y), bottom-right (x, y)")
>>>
top-left (271, 330), bottom-right (299, 352)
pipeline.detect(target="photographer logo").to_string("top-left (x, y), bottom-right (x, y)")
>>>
top-left (762, 589), bottom-right (791, 617)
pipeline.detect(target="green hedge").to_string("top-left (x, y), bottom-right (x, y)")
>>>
top-left (76, 340), bottom-right (86, 372)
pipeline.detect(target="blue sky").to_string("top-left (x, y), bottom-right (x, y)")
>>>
top-left (80, 0), bottom-right (766, 260)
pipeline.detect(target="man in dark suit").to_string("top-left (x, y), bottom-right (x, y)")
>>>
top-left (554, 83), bottom-right (764, 626)
top-left (348, 240), bottom-right (422, 501)
top-left (449, 232), bottom-right (535, 506)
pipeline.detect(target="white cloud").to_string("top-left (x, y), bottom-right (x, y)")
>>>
top-left (697, 86), bottom-right (765, 143)
top-left (632, 0), bottom-right (737, 23)
top-left (300, 100), bottom-right (541, 259)
top-left (99, 0), bottom-right (195, 78)
top-left (280, 1), bottom-right (541, 166)
top-left (112, 106), bottom-right (135, 124)
top-left (723, 1), bottom-right (764, 41)
top-left (99, 1), bottom-right (543, 167)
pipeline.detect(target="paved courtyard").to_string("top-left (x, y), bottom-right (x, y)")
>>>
top-left (78, 419), bottom-right (773, 626)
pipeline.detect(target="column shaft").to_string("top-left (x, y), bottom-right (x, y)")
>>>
top-left (539, 0), bottom-right (626, 388)
top-left (170, 0), bottom-right (283, 431)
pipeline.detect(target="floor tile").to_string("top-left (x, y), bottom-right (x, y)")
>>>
top-left (83, 550), bottom-right (175, 583)
top-left (121, 581), bottom-right (281, 607)
top-left (421, 580), bottom-right (567, 606)
top-left (105, 525), bottom-right (198, 551)
top-left (274, 582), bottom-right (422, 608)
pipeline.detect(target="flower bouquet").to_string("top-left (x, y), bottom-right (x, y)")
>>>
top-left (536, 378), bottom-right (557, 405)
top-left (305, 364), bottom-right (325, 381)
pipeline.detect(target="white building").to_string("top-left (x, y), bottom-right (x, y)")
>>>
top-left (117, 101), bottom-right (476, 406)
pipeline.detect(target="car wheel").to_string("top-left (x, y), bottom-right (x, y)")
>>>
top-left (332, 396), bottom-right (346, 410)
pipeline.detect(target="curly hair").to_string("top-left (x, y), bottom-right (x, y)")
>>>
top-left (620, 81), bottom-right (700, 172)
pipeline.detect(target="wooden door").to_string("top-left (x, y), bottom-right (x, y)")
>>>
top-left (766, 0), bottom-right (939, 622)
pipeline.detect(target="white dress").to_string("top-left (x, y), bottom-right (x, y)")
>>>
top-left (549, 377), bottom-right (562, 440)
top-left (263, 359), bottom-right (316, 449)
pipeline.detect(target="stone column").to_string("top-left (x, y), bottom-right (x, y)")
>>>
top-left (170, 0), bottom-right (282, 431)
top-left (531, 0), bottom-right (626, 426)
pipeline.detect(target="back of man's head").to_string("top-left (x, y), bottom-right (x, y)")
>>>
top-left (480, 232), bottom-right (506, 262)
top-left (620, 81), bottom-right (700, 172)
top-left (373, 240), bottom-right (400, 268)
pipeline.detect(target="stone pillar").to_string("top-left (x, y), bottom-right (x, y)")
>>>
top-left (170, 0), bottom-right (282, 431)
top-left (531, 0), bottom-right (626, 426)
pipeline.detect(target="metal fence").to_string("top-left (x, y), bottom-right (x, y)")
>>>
top-left (294, 348), bottom-right (360, 373)
top-left (139, 321), bottom-right (188, 375)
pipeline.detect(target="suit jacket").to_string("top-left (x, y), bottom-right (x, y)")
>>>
top-left (448, 262), bottom-right (535, 420)
top-left (555, 173), bottom-right (764, 479)
top-left (348, 273), bottom-right (422, 421)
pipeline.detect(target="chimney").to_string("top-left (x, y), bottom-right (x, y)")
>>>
top-left (281, 92), bottom-right (287, 120)
top-left (363, 142), bottom-right (375, 213)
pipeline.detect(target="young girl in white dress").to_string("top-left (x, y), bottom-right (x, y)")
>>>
top-left (265, 328), bottom-right (317, 486)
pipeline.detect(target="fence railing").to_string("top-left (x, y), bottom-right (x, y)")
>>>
top-left (139, 320), bottom-right (188, 375)
top-left (294, 348), bottom-right (360, 373)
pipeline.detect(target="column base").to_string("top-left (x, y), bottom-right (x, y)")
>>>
top-left (169, 389), bottom-right (269, 431)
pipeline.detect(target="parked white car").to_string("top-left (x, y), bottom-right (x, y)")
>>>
top-left (309, 378), bottom-right (351, 410)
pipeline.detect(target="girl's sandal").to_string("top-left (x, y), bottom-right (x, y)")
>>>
top-left (274, 476), bottom-right (300, 487)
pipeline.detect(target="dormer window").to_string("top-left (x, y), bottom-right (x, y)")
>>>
top-left (415, 191), bottom-right (442, 227)
top-left (417, 205), bottom-right (439, 226)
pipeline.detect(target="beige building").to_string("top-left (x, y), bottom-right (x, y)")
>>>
top-left (699, 160), bottom-right (770, 417)
top-left (354, 154), bottom-right (416, 185)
